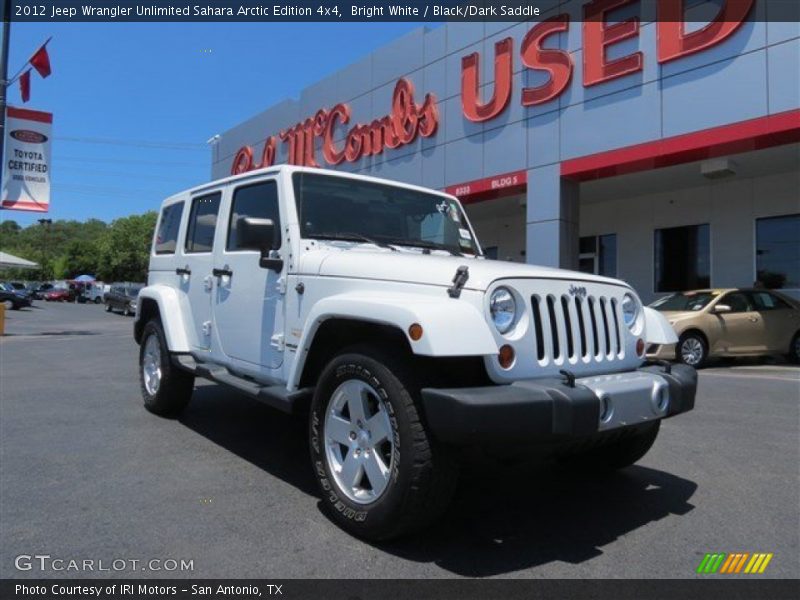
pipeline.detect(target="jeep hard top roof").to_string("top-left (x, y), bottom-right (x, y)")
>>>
top-left (159, 165), bottom-right (457, 207)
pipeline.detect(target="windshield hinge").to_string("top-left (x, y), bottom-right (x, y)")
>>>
top-left (447, 265), bottom-right (470, 298)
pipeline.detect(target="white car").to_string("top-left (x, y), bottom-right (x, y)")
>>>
top-left (134, 166), bottom-right (696, 540)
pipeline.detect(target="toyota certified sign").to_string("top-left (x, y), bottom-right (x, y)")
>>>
top-left (2, 106), bottom-right (52, 213)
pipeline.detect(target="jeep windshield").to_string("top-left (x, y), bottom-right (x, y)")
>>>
top-left (292, 172), bottom-right (479, 256)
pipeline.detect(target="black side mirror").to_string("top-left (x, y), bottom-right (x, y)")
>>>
top-left (237, 217), bottom-right (283, 271)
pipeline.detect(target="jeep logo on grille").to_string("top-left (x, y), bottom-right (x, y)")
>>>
top-left (568, 285), bottom-right (587, 298)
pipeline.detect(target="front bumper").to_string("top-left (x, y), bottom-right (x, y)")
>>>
top-left (421, 364), bottom-right (696, 445)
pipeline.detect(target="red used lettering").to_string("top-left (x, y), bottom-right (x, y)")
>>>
top-left (521, 15), bottom-right (573, 106)
top-left (461, 37), bottom-right (514, 122)
top-left (657, 0), bottom-right (755, 63)
top-left (583, 0), bottom-right (643, 87)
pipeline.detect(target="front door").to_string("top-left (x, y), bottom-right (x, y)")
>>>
top-left (714, 292), bottom-right (764, 354)
top-left (181, 191), bottom-right (222, 351)
top-left (213, 178), bottom-right (284, 371)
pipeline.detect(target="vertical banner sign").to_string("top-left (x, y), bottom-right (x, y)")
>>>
top-left (2, 106), bottom-right (52, 212)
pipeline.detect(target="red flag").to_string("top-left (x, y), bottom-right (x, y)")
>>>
top-left (30, 41), bottom-right (51, 78)
top-left (19, 69), bottom-right (31, 103)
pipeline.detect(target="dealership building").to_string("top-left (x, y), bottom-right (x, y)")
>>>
top-left (211, 1), bottom-right (799, 303)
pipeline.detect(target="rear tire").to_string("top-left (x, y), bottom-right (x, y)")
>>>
top-left (94, 297), bottom-right (102, 304)
top-left (309, 347), bottom-right (458, 541)
top-left (677, 332), bottom-right (707, 368)
top-left (139, 319), bottom-right (194, 417)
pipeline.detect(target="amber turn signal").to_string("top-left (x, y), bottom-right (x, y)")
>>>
top-left (498, 344), bottom-right (515, 369)
top-left (408, 323), bottom-right (424, 341)
top-left (636, 338), bottom-right (645, 357)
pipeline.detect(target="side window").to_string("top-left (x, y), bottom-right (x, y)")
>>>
top-left (185, 193), bottom-right (221, 253)
top-left (154, 202), bottom-right (184, 255)
top-left (749, 291), bottom-right (791, 311)
top-left (722, 292), bottom-right (751, 313)
top-left (227, 180), bottom-right (281, 251)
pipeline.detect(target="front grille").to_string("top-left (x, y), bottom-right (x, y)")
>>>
top-left (531, 292), bottom-right (624, 365)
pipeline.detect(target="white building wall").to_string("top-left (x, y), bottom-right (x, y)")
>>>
top-left (579, 170), bottom-right (799, 304)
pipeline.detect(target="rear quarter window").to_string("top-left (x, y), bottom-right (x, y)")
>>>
top-left (154, 202), bottom-right (184, 255)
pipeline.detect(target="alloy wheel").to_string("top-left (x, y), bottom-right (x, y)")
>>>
top-left (324, 379), bottom-right (394, 504)
top-left (141, 334), bottom-right (162, 396)
top-left (681, 337), bottom-right (704, 366)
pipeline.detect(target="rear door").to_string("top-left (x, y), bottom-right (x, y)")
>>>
top-left (212, 178), bottom-right (285, 371)
top-left (747, 291), bottom-right (799, 353)
top-left (180, 191), bottom-right (222, 351)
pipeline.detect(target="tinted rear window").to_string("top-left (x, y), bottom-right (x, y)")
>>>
top-left (154, 202), bottom-right (184, 255)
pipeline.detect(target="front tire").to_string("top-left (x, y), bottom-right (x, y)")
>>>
top-left (105, 302), bottom-right (112, 312)
top-left (677, 332), bottom-right (707, 368)
top-left (94, 297), bottom-right (102, 304)
top-left (3, 300), bottom-right (13, 310)
top-left (309, 348), bottom-right (458, 541)
top-left (788, 332), bottom-right (800, 365)
top-left (139, 319), bottom-right (194, 417)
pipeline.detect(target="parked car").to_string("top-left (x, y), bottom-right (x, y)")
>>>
top-left (648, 288), bottom-right (800, 367)
top-left (32, 282), bottom-right (54, 299)
top-left (105, 284), bottom-right (143, 315)
top-left (6, 282), bottom-right (34, 302)
top-left (44, 288), bottom-right (73, 302)
top-left (80, 281), bottom-right (106, 304)
top-left (0, 283), bottom-right (32, 310)
top-left (133, 165), bottom-right (696, 541)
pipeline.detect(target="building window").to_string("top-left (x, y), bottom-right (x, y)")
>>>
top-left (756, 214), bottom-right (799, 289)
top-left (654, 224), bottom-right (710, 292)
top-left (579, 234), bottom-right (617, 277)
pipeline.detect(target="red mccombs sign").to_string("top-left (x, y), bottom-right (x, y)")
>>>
top-left (232, 0), bottom-right (753, 174)
top-left (231, 78), bottom-right (437, 174)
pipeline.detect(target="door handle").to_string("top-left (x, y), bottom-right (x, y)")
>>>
top-left (175, 267), bottom-right (191, 276)
top-left (212, 267), bottom-right (233, 278)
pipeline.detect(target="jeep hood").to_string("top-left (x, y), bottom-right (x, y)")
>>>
top-left (301, 248), bottom-right (625, 292)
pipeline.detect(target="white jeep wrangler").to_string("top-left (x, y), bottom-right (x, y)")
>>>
top-left (135, 165), bottom-right (696, 540)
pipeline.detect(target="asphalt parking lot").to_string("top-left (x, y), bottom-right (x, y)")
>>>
top-left (1, 301), bottom-right (798, 579)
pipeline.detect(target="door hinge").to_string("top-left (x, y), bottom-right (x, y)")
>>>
top-left (270, 333), bottom-right (285, 352)
top-left (202, 320), bottom-right (212, 337)
top-left (277, 277), bottom-right (287, 294)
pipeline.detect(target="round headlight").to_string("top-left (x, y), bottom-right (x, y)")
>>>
top-left (621, 293), bottom-right (640, 330)
top-left (490, 287), bottom-right (516, 334)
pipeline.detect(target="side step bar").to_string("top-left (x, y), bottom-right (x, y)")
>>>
top-left (173, 354), bottom-right (312, 415)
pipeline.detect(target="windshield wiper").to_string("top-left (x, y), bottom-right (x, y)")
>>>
top-left (312, 232), bottom-right (397, 251)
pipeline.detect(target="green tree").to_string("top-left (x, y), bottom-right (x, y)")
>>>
top-left (96, 212), bottom-right (157, 282)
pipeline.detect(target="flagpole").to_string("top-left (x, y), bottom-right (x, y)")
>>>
top-left (0, 0), bottom-right (10, 197)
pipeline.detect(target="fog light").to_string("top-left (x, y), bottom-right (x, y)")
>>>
top-left (498, 344), bottom-right (515, 369)
top-left (408, 323), bottom-right (423, 341)
top-left (599, 394), bottom-right (614, 423)
top-left (636, 338), bottom-right (645, 357)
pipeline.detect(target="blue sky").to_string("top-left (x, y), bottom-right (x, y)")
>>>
top-left (2, 21), bottom-right (423, 227)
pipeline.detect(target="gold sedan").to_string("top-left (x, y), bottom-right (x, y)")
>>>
top-left (647, 289), bottom-right (800, 367)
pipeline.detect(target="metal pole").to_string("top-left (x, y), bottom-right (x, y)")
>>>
top-left (0, 0), bottom-right (10, 196)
